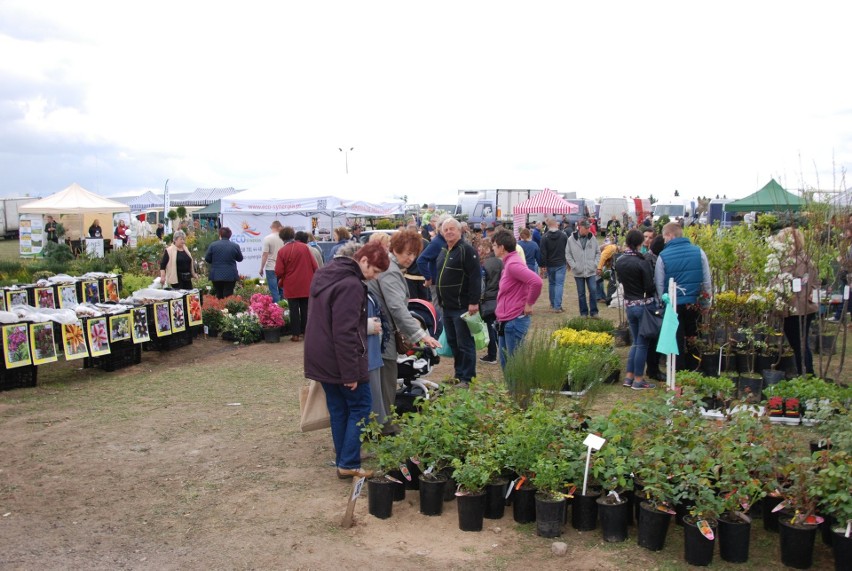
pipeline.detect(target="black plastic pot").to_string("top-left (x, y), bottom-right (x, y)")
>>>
top-left (675, 499), bottom-right (695, 527)
top-left (737, 374), bottom-right (763, 402)
top-left (387, 470), bottom-right (407, 501)
top-left (821, 514), bottom-right (837, 546)
top-left (571, 490), bottom-right (600, 531)
top-left (762, 368), bottom-right (785, 386)
top-left (779, 519), bottom-right (818, 569)
top-left (811, 440), bottom-right (832, 454)
top-left (622, 489), bottom-right (635, 526)
top-left (753, 353), bottom-right (776, 373)
top-left (535, 493), bottom-right (566, 538)
top-left (683, 516), bottom-right (717, 567)
top-left (597, 496), bottom-right (629, 542)
top-left (418, 474), bottom-right (447, 516)
top-left (718, 513), bottom-right (751, 563)
top-left (456, 491), bottom-right (486, 532)
top-left (763, 495), bottom-right (784, 532)
top-left (734, 352), bottom-right (751, 373)
top-left (484, 479), bottom-right (508, 519)
top-left (443, 477), bottom-right (457, 502)
top-left (832, 529), bottom-right (852, 571)
top-left (404, 459), bottom-right (422, 490)
top-left (700, 352), bottom-right (720, 377)
top-left (367, 477), bottom-right (394, 519)
top-left (637, 501), bottom-right (672, 552)
top-left (512, 485), bottom-right (537, 524)
top-left (778, 354), bottom-right (797, 378)
top-left (262, 327), bottom-right (281, 343)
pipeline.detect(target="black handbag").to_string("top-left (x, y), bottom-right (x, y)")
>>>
top-left (639, 300), bottom-right (663, 339)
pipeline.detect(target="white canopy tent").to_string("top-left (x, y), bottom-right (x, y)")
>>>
top-left (19, 184), bottom-right (131, 254)
top-left (221, 188), bottom-right (404, 277)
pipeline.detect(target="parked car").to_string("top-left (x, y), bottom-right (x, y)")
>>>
top-left (358, 229), bottom-right (398, 245)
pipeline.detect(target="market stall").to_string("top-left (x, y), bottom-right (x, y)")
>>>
top-left (18, 183), bottom-right (132, 257)
top-left (511, 188), bottom-right (578, 235)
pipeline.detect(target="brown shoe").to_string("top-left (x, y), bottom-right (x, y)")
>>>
top-left (291, 335), bottom-right (302, 342)
top-left (337, 467), bottom-right (374, 479)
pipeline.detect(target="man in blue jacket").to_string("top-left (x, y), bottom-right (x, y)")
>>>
top-left (416, 214), bottom-right (447, 313)
top-left (655, 222), bottom-right (712, 371)
top-left (436, 217), bottom-right (481, 386)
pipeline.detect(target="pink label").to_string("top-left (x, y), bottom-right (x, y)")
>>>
top-left (697, 519), bottom-right (715, 541)
top-left (400, 464), bottom-right (412, 481)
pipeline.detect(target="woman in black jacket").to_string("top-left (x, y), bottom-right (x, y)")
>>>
top-left (614, 230), bottom-right (657, 390)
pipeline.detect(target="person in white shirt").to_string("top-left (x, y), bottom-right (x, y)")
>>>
top-left (259, 221), bottom-right (284, 302)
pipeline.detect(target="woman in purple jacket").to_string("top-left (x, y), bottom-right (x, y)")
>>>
top-left (303, 241), bottom-right (389, 479)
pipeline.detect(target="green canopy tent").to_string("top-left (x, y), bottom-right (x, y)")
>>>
top-left (724, 179), bottom-right (805, 213)
top-left (193, 200), bottom-right (221, 219)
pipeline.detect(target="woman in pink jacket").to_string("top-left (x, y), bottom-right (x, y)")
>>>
top-left (492, 230), bottom-right (543, 368)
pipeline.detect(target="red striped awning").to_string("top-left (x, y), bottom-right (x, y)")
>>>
top-left (512, 188), bottom-right (578, 214)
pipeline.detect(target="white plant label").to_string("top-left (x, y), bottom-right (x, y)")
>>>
top-left (583, 433), bottom-right (606, 450)
top-left (506, 478), bottom-right (518, 499)
top-left (791, 278), bottom-right (802, 293)
top-left (845, 285), bottom-right (850, 300)
top-left (351, 477), bottom-right (365, 500)
top-left (384, 474), bottom-right (403, 484)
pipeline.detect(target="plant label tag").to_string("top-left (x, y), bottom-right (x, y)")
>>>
top-left (506, 479), bottom-right (518, 499)
top-left (812, 289), bottom-right (820, 304)
top-left (734, 511), bottom-right (752, 524)
top-left (657, 505), bottom-right (676, 515)
top-left (846, 520), bottom-right (851, 538)
top-left (791, 278), bottom-right (802, 293)
top-left (583, 433), bottom-right (606, 450)
top-left (515, 476), bottom-right (527, 491)
top-left (608, 490), bottom-right (621, 503)
top-left (805, 515), bottom-right (824, 525)
top-left (400, 464), bottom-right (412, 481)
top-left (204, 325), bottom-right (209, 335)
top-left (423, 465), bottom-right (434, 475)
top-left (566, 485), bottom-right (577, 497)
top-left (410, 456), bottom-right (420, 465)
top-left (845, 285), bottom-right (851, 300)
top-left (351, 477), bottom-right (365, 500)
top-left (384, 474), bottom-right (403, 484)
top-left (772, 500), bottom-right (789, 513)
top-left (697, 519), bottom-right (715, 540)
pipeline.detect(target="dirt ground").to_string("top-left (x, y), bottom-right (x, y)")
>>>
top-left (0, 287), bottom-right (844, 570)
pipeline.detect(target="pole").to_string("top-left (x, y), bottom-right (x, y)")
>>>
top-left (582, 448), bottom-right (592, 496)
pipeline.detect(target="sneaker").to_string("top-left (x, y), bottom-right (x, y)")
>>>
top-left (553, 308), bottom-right (564, 313)
top-left (825, 316), bottom-right (838, 322)
top-left (623, 379), bottom-right (634, 387)
top-left (479, 356), bottom-right (498, 364)
top-left (631, 380), bottom-right (657, 390)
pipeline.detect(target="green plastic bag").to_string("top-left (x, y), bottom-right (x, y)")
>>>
top-left (437, 329), bottom-right (453, 357)
top-left (462, 311), bottom-right (489, 351)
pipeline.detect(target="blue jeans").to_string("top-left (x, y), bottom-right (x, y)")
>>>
top-left (321, 381), bottom-right (372, 470)
top-left (546, 266), bottom-right (566, 310)
top-left (443, 307), bottom-right (476, 382)
top-left (626, 305), bottom-right (649, 377)
top-left (499, 314), bottom-right (531, 369)
top-left (265, 269), bottom-right (282, 303)
top-left (483, 313), bottom-right (498, 360)
top-left (574, 275), bottom-right (598, 316)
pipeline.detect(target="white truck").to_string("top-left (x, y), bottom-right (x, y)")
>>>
top-left (0, 197), bottom-right (36, 239)
top-left (454, 189), bottom-right (546, 225)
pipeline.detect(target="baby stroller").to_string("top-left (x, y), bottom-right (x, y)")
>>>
top-left (395, 299), bottom-right (442, 414)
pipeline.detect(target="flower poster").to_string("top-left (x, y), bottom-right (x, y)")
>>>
top-left (154, 302), bottom-right (172, 337)
top-left (2, 323), bottom-right (32, 368)
top-left (83, 281), bottom-right (100, 304)
top-left (187, 293), bottom-right (203, 326)
top-left (170, 299), bottom-right (186, 332)
top-left (29, 322), bottom-right (58, 365)
top-left (58, 285), bottom-right (78, 308)
top-left (109, 314), bottom-right (131, 342)
top-left (62, 323), bottom-right (89, 360)
top-left (0, 294), bottom-right (5, 312)
top-left (87, 317), bottom-right (111, 357)
top-left (104, 278), bottom-right (120, 302)
top-left (6, 289), bottom-right (29, 308)
top-left (35, 287), bottom-right (56, 309)
top-left (131, 307), bottom-right (150, 344)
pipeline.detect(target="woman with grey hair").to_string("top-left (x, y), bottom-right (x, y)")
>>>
top-left (160, 230), bottom-right (197, 289)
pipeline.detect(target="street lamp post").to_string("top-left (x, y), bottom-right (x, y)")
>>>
top-left (338, 147), bottom-right (354, 174)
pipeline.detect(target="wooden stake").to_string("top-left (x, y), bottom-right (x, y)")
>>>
top-left (341, 476), bottom-right (365, 528)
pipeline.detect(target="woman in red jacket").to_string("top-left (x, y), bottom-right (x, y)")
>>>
top-left (276, 226), bottom-right (318, 341)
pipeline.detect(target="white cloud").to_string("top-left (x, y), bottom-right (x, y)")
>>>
top-left (0, 0), bottom-right (850, 205)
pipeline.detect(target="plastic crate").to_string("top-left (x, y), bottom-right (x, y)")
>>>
top-left (87, 342), bottom-right (142, 372)
top-left (146, 329), bottom-right (193, 351)
top-left (0, 365), bottom-right (38, 391)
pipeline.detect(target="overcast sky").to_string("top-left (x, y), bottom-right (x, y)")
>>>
top-left (1, 1), bottom-right (850, 205)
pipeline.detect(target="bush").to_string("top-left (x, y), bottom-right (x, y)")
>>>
top-left (560, 316), bottom-right (614, 333)
top-left (120, 273), bottom-right (154, 296)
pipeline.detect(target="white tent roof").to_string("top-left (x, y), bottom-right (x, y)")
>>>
top-left (19, 183), bottom-right (130, 213)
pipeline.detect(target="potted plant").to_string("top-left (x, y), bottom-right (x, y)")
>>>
top-left (810, 449), bottom-right (852, 569)
top-left (590, 416), bottom-right (637, 543)
top-left (777, 457), bottom-right (823, 569)
top-left (714, 411), bottom-right (769, 564)
top-left (529, 453), bottom-right (574, 537)
top-left (450, 451), bottom-right (496, 531)
top-left (201, 296), bottom-right (224, 337)
top-left (502, 331), bottom-right (575, 403)
top-left (249, 293), bottom-right (285, 342)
